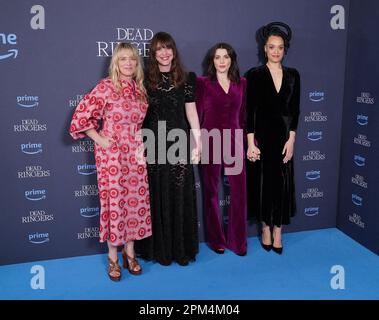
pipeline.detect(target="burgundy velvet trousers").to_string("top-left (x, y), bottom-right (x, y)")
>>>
top-left (201, 161), bottom-right (247, 255)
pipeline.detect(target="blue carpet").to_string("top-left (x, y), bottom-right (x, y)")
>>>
top-left (0, 228), bottom-right (378, 300)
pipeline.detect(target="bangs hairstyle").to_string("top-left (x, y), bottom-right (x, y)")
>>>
top-left (147, 31), bottom-right (186, 89)
top-left (108, 42), bottom-right (146, 97)
top-left (206, 42), bottom-right (240, 84)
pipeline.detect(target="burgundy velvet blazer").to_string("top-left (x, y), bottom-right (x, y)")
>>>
top-left (196, 76), bottom-right (247, 131)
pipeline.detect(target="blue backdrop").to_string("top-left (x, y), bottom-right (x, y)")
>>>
top-left (1, 0), bottom-right (370, 265)
top-left (337, 1), bottom-right (379, 255)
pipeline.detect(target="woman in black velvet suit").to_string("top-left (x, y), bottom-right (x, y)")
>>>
top-left (245, 22), bottom-right (300, 254)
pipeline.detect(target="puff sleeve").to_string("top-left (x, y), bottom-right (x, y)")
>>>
top-left (69, 80), bottom-right (109, 139)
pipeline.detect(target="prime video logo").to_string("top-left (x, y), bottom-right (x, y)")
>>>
top-left (307, 131), bottom-right (323, 141)
top-left (354, 155), bottom-right (366, 167)
top-left (352, 194), bottom-right (363, 206)
top-left (304, 207), bottom-right (319, 216)
top-left (77, 164), bottom-right (97, 175)
top-left (80, 207), bottom-right (100, 218)
top-left (28, 232), bottom-right (49, 244)
top-left (356, 114), bottom-right (368, 126)
top-left (21, 142), bottom-right (42, 154)
top-left (17, 95), bottom-right (39, 108)
top-left (25, 189), bottom-right (46, 201)
top-left (309, 91), bottom-right (325, 102)
top-left (0, 33), bottom-right (18, 61)
top-left (306, 170), bottom-right (321, 180)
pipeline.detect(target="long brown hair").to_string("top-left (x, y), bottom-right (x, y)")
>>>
top-left (206, 42), bottom-right (240, 84)
top-left (147, 32), bottom-right (186, 89)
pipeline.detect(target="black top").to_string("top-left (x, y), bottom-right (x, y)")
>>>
top-left (143, 72), bottom-right (196, 133)
top-left (246, 64), bottom-right (300, 135)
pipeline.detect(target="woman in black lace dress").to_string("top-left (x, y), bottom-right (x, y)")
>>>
top-left (136, 32), bottom-right (201, 266)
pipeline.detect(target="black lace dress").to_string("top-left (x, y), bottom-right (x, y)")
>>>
top-left (135, 72), bottom-right (199, 266)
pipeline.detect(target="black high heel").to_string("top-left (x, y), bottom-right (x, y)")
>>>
top-left (272, 232), bottom-right (283, 255)
top-left (261, 242), bottom-right (272, 252)
top-left (261, 227), bottom-right (272, 252)
top-left (272, 246), bottom-right (283, 255)
top-left (212, 248), bottom-right (225, 254)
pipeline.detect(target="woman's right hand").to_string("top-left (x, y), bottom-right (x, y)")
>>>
top-left (247, 145), bottom-right (261, 162)
top-left (191, 145), bottom-right (202, 164)
top-left (96, 135), bottom-right (115, 149)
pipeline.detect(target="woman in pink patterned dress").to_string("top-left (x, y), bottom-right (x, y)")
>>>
top-left (69, 43), bottom-right (151, 281)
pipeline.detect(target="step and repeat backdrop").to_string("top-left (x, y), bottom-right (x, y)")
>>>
top-left (0, 0), bottom-right (349, 264)
top-left (338, 1), bottom-right (379, 255)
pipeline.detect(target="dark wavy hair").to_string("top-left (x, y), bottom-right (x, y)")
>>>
top-left (147, 31), bottom-right (186, 89)
top-left (256, 22), bottom-right (292, 62)
top-left (206, 43), bottom-right (240, 84)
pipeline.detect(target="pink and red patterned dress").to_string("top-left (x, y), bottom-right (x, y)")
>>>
top-left (70, 78), bottom-right (151, 246)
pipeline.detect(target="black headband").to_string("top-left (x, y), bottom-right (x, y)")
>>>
top-left (259, 21), bottom-right (292, 44)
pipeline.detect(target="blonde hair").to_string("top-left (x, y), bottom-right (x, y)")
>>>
top-left (108, 42), bottom-right (146, 98)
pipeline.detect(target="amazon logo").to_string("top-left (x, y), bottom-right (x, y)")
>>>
top-left (77, 164), bottom-right (97, 175)
top-left (0, 33), bottom-right (18, 61)
top-left (352, 194), bottom-right (363, 207)
top-left (354, 155), bottom-right (366, 167)
top-left (28, 232), bottom-right (50, 244)
top-left (356, 114), bottom-right (368, 126)
top-left (17, 95), bottom-right (39, 108)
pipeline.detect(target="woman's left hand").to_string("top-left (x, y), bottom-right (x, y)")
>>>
top-left (282, 139), bottom-right (294, 164)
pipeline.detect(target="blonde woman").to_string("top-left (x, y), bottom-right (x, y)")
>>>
top-left (70, 43), bottom-right (151, 281)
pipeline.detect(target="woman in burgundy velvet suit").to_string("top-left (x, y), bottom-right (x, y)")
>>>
top-left (246, 22), bottom-right (300, 255)
top-left (196, 43), bottom-right (247, 256)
